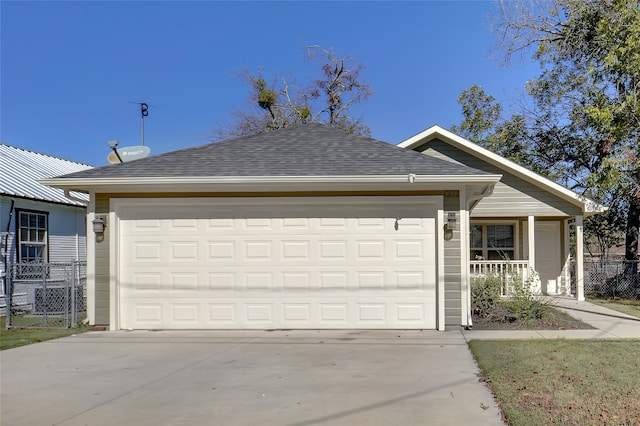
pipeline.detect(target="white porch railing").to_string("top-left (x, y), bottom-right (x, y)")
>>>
top-left (470, 260), bottom-right (530, 296)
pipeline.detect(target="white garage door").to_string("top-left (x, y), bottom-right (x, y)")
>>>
top-left (117, 197), bottom-right (439, 329)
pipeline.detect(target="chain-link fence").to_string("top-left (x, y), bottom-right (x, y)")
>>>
top-left (3, 261), bottom-right (87, 328)
top-left (583, 260), bottom-right (640, 300)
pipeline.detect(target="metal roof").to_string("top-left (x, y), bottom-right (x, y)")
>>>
top-left (0, 143), bottom-right (92, 206)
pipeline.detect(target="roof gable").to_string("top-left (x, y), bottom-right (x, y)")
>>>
top-left (0, 144), bottom-right (92, 206)
top-left (398, 125), bottom-right (606, 215)
top-left (56, 123), bottom-right (491, 180)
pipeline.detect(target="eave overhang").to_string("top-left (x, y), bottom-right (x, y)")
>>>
top-left (41, 174), bottom-right (503, 194)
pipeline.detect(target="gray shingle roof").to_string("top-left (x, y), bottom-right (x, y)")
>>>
top-left (1, 143), bottom-right (92, 206)
top-left (57, 123), bottom-right (490, 179)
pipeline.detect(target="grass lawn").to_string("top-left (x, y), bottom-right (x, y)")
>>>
top-left (0, 317), bottom-right (89, 350)
top-left (589, 298), bottom-right (640, 318)
top-left (469, 339), bottom-right (640, 425)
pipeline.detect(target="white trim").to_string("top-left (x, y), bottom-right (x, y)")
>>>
top-left (437, 206), bottom-right (446, 331)
top-left (398, 125), bottom-right (607, 215)
top-left (86, 196), bottom-right (96, 326)
top-left (575, 215), bottom-right (585, 301)
top-left (108, 205), bottom-right (119, 331)
top-left (563, 219), bottom-right (572, 296)
top-left (40, 174), bottom-right (502, 195)
top-left (528, 216), bottom-right (536, 271)
top-left (42, 174), bottom-right (501, 186)
top-left (460, 187), bottom-right (471, 328)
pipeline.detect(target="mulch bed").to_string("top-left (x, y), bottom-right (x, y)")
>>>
top-left (471, 304), bottom-right (595, 330)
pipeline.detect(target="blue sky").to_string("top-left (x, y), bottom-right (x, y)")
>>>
top-left (1, 1), bottom-right (538, 167)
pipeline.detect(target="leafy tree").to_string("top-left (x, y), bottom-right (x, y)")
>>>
top-left (215, 46), bottom-right (372, 139)
top-left (451, 86), bottom-right (544, 176)
top-left (456, 0), bottom-right (639, 263)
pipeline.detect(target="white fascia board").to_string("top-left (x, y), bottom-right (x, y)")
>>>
top-left (399, 125), bottom-right (607, 214)
top-left (40, 174), bottom-right (502, 193)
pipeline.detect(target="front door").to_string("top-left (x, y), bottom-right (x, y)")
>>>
top-left (535, 221), bottom-right (562, 294)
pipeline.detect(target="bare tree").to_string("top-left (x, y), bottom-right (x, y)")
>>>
top-left (213, 46), bottom-right (372, 139)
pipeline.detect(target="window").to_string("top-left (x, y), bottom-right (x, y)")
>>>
top-left (471, 223), bottom-right (515, 261)
top-left (17, 210), bottom-right (48, 264)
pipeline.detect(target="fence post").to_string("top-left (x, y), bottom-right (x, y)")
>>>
top-left (42, 263), bottom-right (48, 326)
top-left (5, 267), bottom-right (12, 329)
top-left (64, 264), bottom-right (69, 329)
top-left (71, 261), bottom-right (77, 327)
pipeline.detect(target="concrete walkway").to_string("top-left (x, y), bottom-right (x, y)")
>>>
top-left (462, 297), bottom-right (640, 340)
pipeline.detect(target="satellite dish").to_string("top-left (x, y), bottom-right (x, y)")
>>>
top-left (107, 145), bottom-right (151, 164)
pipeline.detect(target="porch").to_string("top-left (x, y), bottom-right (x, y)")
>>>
top-left (467, 216), bottom-right (585, 299)
top-left (470, 260), bottom-right (532, 297)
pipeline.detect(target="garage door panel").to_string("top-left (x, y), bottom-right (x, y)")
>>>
top-left (170, 273), bottom-right (199, 290)
top-left (123, 297), bottom-right (436, 329)
top-left (171, 303), bottom-right (200, 323)
top-left (208, 303), bottom-right (237, 323)
top-left (122, 217), bottom-right (434, 237)
top-left (118, 197), bottom-right (439, 329)
top-left (208, 272), bottom-right (235, 289)
top-left (125, 266), bottom-right (435, 294)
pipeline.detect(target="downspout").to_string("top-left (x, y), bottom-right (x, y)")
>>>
top-left (463, 184), bottom-right (497, 329)
top-left (2, 199), bottom-right (15, 296)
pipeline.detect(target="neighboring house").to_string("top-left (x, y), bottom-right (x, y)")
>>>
top-left (1, 144), bottom-right (92, 295)
top-left (42, 124), bottom-right (604, 331)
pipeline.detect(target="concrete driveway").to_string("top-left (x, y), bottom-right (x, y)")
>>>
top-left (1, 330), bottom-right (503, 426)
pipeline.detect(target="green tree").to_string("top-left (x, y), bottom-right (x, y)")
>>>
top-left (459, 0), bottom-right (639, 263)
top-left (215, 46), bottom-right (372, 139)
top-left (451, 86), bottom-right (543, 176)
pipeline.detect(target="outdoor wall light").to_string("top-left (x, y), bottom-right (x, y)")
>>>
top-left (443, 212), bottom-right (457, 241)
top-left (92, 215), bottom-right (107, 242)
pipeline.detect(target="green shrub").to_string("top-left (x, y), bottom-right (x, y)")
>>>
top-left (471, 273), bottom-right (502, 317)
top-left (507, 270), bottom-right (552, 323)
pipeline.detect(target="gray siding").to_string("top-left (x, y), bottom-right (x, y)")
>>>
top-left (421, 140), bottom-right (582, 217)
top-left (443, 191), bottom-right (462, 326)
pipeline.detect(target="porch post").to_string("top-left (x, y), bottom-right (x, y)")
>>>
top-left (575, 215), bottom-right (585, 301)
top-left (563, 219), bottom-right (571, 296)
top-left (527, 215), bottom-right (536, 271)
top-left (460, 188), bottom-right (471, 329)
